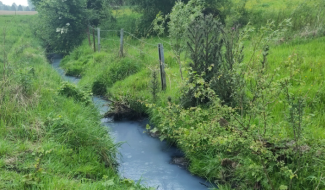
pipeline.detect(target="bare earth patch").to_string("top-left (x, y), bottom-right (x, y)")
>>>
top-left (0, 11), bottom-right (37, 15)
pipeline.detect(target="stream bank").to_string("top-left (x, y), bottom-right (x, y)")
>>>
top-left (51, 55), bottom-right (212, 190)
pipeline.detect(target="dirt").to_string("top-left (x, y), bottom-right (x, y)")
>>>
top-left (0, 11), bottom-right (38, 15)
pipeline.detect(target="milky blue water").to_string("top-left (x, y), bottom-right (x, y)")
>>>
top-left (51, 55), bottom-right (213, 190)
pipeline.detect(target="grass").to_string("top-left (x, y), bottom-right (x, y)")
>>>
top-left (60, 2), bottom-right (325, 189)
top-left (243, 0), bottom-right (308, 11)
top-left (0, 15), bottom-right (151, 189)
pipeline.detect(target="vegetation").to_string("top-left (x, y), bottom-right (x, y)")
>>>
top-left (0, 16), bottom-right (151, 189)
top-left (0, 0), bottom-right (323, 189)
top-left (32, 0), bottom-right (113, 53)
top-left (59, 0), bottom-right (325, 188)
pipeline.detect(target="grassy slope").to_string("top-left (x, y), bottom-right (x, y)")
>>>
top-left (0, 16), bottom-right (149, 189)
top-left (60, 1), bottom-right (325, 188)
top-left (61, 31), bottom-right (325, 188)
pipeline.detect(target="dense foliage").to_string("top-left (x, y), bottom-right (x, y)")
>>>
top-left (33, 0), bottom-right (112, 53)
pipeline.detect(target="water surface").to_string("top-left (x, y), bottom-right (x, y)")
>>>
top-left (51, 56), bottom-right (212, 190)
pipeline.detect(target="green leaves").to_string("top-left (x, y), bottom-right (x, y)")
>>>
top-left (34, 0), bottom-right (111, 53)
top-left (102, 179), bottom-right (115, 187)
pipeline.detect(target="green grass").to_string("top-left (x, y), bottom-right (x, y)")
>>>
top-left (62, 27), bottom-right (325, 189)
top-left (243, 0), bottom-right (308, 11)
top-left (60, 3), bottom-right (325, 189)
top-left (0, 15), bottom-right (151, 189)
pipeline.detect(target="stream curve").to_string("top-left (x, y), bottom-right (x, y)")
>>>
top-left (51, 55), bottom-right (212, 190)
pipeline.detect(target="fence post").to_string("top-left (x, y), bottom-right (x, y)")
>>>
top-left (92, 28), bottom-right (96, 52)
top-left (119, 29), bottom-right (124, 57)
top-left (158, 43), bottom-right (167, 91)
top-left (87, 26), bottom-right (91, 47)
top-left (97, 28), bottom-right (101, 52)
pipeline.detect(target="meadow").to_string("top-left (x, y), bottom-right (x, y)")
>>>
top-left (0, 16), bottom-right (150, 189)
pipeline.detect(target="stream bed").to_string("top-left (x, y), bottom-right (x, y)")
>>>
top-left (51, 55), bottom-right (212, 190)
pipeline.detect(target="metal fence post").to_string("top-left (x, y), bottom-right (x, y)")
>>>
top-left (97, 28), bottom-right (100, 52)
top-left (92, 28), bottom-right (96, 52)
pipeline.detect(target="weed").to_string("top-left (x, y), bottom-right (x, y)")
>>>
top-left (150, 69), bottom-right (160, 102)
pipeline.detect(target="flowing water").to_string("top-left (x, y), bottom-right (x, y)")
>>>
top-left (51, 55), bottom-right (212, 190)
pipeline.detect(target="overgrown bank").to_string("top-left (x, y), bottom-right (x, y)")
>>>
top-left (60, 0), bottom-right (325, 189)
top-left (0, 16), bottom-right (149, 189)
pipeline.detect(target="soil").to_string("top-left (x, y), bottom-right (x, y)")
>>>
top-left (0, 11), bottom-right (38, 15)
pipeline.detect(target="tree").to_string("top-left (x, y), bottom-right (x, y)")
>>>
top-left (129, 0), bottom-right (189, 35)
top-left (86, 0), bottom-right (113, 26)
top-left (35, 0), bottom-right (89, 53)
top-left (17, 5), bottom-right (23, 11)
top-left (153, 0), bottom-right (203, 80)
top-left (34, 0), bottom-right (112, 53)
top-left (202, 0), bottom-right (232, 22)
top-left (25, 6), bottom-right (31, 11)
top-left (130, 0), bottom-right (231, 35)
top-left (27, 0), bottom-right (35, 9)
top-left (11, 5), bottom-right (16, 11)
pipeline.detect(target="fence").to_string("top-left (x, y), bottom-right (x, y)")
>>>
top-left (88, 26), bottom-right (170, 91)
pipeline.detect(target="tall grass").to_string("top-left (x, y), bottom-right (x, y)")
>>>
top-left (0, 16), bottom-right (149, 189)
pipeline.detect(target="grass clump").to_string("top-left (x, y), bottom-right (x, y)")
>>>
top-left (58, 81), bottom-right (92, 104)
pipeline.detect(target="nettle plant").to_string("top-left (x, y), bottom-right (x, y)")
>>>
top-left (148, 18), bottom-right (325, 189)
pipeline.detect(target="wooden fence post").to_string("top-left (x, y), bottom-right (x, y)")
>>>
top-left (97, 28), bottom-right (101, 52)
top-left (92, 28), bottom-right (96, 52)
top-left (158, 43), bottom-right (167, 91)
top-left (87, 26), bottom-right (91, 47)
top-left (119, 29), bottom-right (124, 57)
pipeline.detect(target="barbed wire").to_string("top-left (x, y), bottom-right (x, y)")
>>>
top-left (123, 31), bottom-right (158, 47)
top-left (101, 38), bottom-right (120, 42)
top-left (88, 26), bottom-right (161, 48)
top-left (88, 26), bottom-right (171, 65)
top-left (100, 30), bottom-right (120, 32)
top-left (123, 41), bottom-right (158, 61)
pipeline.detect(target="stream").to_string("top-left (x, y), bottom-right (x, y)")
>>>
top-left (51, 55), bottom-right (212, 190)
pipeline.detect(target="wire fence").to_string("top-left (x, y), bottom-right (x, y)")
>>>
top-left (88, 26), bottom-right (172, 90)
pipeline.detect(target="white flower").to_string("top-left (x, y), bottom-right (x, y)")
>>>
top-left (57, 28), bottom-right (68, 34)
top-left (59, 17), bottom-right (62, 19)
top-left (66, 23), bottom-right (70, 26)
